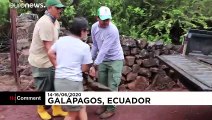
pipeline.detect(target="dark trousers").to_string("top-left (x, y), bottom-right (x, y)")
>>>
top-left (31, 66), bottom-right (55, 109)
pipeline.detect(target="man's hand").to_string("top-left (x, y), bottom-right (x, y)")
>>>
top-left (89, 66), bottom-right (96, 78)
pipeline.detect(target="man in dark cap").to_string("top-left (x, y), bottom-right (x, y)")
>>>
top-left (28, 0), bottom-right (67, 119)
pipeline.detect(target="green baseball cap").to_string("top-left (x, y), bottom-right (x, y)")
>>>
top-left (46, 0), bottom-right (65, 8)
top-left (97, 6), bottom-right (112, 20)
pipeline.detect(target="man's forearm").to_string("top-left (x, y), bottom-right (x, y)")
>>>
top-left (43, 41), bottom-right (53, 52)
top-left (49, 55), bottom-right (57, 67)
top-left (44, 40), bottom-right (56, 66)
top-left (48, 50), bottom-right (57, 67)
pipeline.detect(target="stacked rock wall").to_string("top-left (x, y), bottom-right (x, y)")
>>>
top-left (118, 36), bottom-right (185, 91)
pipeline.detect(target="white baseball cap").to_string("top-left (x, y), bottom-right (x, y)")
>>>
top-left (97, 6), bottom-right (112, 20)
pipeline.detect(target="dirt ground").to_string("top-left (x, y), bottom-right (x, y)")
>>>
top-left (0, 75), bottom-right (19, 91)
top-left (1, 75), bottom-right (212, 120)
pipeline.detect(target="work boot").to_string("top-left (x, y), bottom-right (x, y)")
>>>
top-left (99, 110), bottom-right (115, 119)
top-left (95, 106), bottom-right (106, 115)
top-left (37, 105), bottom-right (51, 120)
top-left (52, 105), bottom-right (68, 117)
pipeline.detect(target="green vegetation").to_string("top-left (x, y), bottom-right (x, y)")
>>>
top-left (0, 0), bottom-right (9, 52)
top-left (62, 0), bottom-right (211, 44)
top-left (0, 0), bottom-right (9, 28)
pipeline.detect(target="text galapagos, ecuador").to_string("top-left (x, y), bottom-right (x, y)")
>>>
top-left (48, 97), bottom-right (151, 105)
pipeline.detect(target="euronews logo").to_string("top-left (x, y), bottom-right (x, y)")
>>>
top-left (9, 0), bottom-right (45, 9)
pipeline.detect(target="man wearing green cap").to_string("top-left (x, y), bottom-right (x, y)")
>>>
top-left (90, 6), bottom-right (124, 119)
top-left (28, 0), bottom-right (67, 119)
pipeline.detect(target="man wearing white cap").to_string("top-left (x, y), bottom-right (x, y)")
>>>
top-left (90, 6), bottom-right (124, 119)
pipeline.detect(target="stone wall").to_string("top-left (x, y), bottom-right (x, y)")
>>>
top-left (0, 53), bottom-right (11, 75)
top-left (0, 13), bottom-right (38, 76)
top-left (118, 36), bottom-right (185, 91)
top-left (0, 13), bottom-right (38, 90)
top-left (16, 14), bottom-right (39, 89)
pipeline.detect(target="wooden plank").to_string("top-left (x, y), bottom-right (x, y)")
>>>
top-left (10, 8), bottom-right (20, 87)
